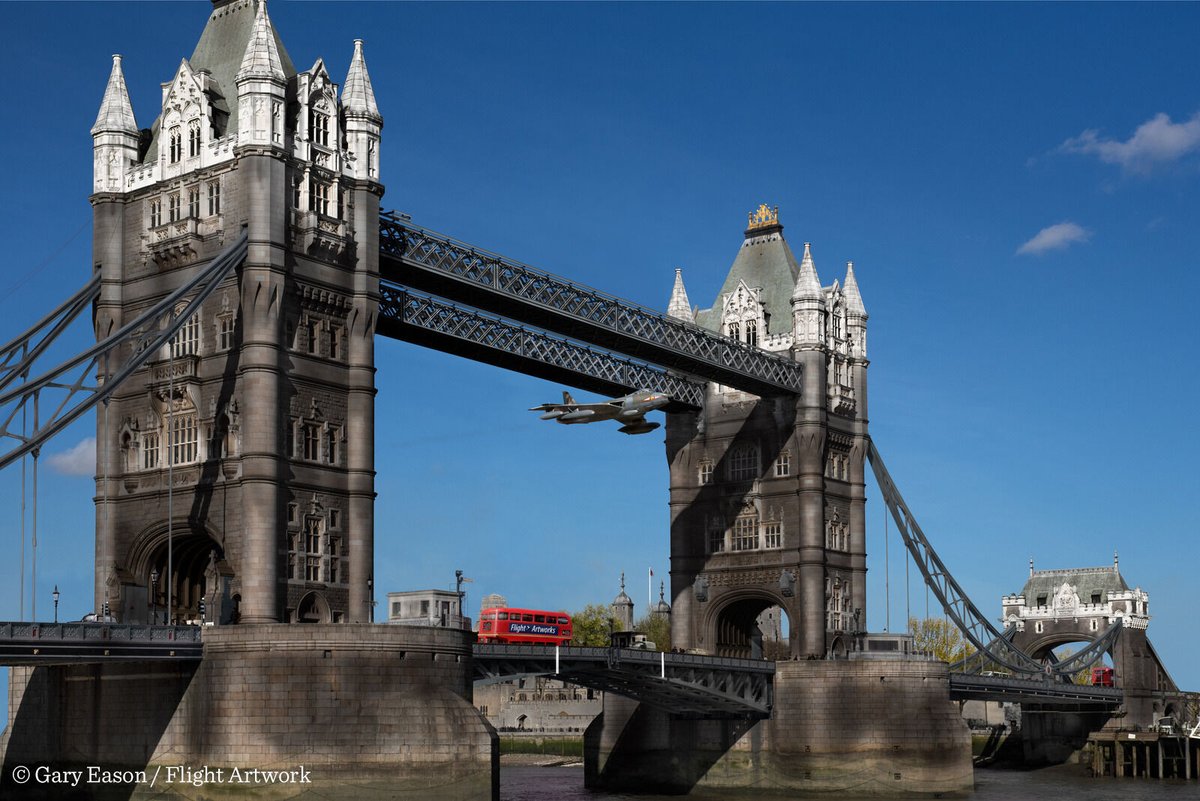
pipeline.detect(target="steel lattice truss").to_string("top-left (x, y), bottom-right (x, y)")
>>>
top-left (0, 233), bottom-right (248, 470)
top-left (379, 214), bottom-right (803, 397)
top-left (473, 643), bottom-right (774, 719)
top-left (378, 287), bottom-right (705, 408)
top-left (868, 439), bottom-right (1120, 678)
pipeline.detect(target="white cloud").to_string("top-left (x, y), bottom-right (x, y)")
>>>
top-left (1061, 111), bottom-right (1200, 172)
top-left (46, 437), bottom-right (96, 476)
top-left (1017, 222), bottom-right (1091, 256)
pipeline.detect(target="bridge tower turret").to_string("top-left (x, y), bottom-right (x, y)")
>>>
top-left (666, 205), bottom-right (868, 659)
top-left (89, 0), bottom-right (382, 626)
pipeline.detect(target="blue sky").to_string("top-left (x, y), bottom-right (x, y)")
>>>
top-left (0, 1), bottom-right (1197, 711)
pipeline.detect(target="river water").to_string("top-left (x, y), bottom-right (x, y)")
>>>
top-left (501, 764), bottom-right (1200, 801)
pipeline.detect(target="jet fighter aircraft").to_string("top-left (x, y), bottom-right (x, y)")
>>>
top-left (529, 389), bottom-right (671, 435)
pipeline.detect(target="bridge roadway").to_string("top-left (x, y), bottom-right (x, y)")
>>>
top-left (378, 214), bottom-right (804, 400)
top-left (0, 623), bottom-right (1125, 714)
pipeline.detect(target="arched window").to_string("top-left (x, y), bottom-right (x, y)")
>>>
top-left (188, 120), bottom-right (201, 158)
top-left (311, 110), bottom-right (330, 147)
top-left (745, 319), bottom-right (757, 347)
top-left (727, 320), bottom-right (740, 341)
top-left (727, 443), bottom-right (758, 481)
top-left (169, 127), bottom-right (182, 163)
top-left (170, 309), bottom-right (200, 358)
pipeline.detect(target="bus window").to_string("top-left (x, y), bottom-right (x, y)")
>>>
top-left (498, 612), bottom-right (508, 620)
top-left (523, 614), bottom-right (534, 622)
top-left (482, 622), bottom-right (492, 632)
top-left (534, 615), bottom-right (545, 623)
top-left (557, 617), bottom-right (569, 625)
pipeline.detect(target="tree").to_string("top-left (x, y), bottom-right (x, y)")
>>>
top-left (633, 613), bottom-right (671, 652)
top-left (909, 617), bottom-right (975, 664)
top-left (571, 604), bottom-right (617, 646)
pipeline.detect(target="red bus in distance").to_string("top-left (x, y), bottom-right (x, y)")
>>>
top-left (478, 607), bottom-right (572, 646)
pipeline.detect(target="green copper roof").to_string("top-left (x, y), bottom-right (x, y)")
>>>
top-left (694, 218), bottom-right (801, 336)
top-left (144, 0), bottom-right (296, 161)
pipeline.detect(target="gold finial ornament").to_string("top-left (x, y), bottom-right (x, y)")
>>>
top-left (747, 204), bottom-right (780, 230)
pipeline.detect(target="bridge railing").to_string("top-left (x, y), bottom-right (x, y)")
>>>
top-left (0, 622), bottom-right (203, 643)
top-left (379, 214), bottom-right (804, 397)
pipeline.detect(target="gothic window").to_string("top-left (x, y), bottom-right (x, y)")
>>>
top-left (168, 411), bottom-right (199, 465)
top-left (302, 423), bottom-right (321, 461)
top-left (698, 460), bottom-right (713, 485)
top-left (142, 431), bottom-right (160, 470)
top-left (216, 314), bottom-right (235, 351)
top-left (763, 521), bottom-right (782, 549)
top-left (329, 325), bottom-right (343, 361)
top-left (731, 511), bottom-right (759, 551)
top-left (826, 576), bottom-right (850, 631)
top-left (187, 186), bottom-right (200, 219)
top-left (707, 518), bottom-right (725, 554)
top-left (312, 111), bottom-right (330, 147)
top-left (287, 503), bottom-right (298, 525)
top-left (326, 535), bottom-right (342, 583)
top-left (774, 450), bottom-right (791, 477)
top-left (325, 426), bottom-right (341, 465)
top-left (745, 319), bottom-right (757, 347)
top-left (727, 320), bottom-right (740, 341)
top-left (207, 180), bottom-right (221, 215)
top-left (825, 516), bottom-right (848, 551)
top-left (169, 127), bottom-right (182, 163)
top-left (727, 443), bottom-right (758, 482)
top-left (304, 516), bottom-right (323, 582)
top-left (187, 120), bottom-right (201, 158)
top-left (311, 180), bottom-right (332, 216)
top-left (328, 508), bottom-right (341, 529)
top-left (305, 317), bottom-right (319, 355)
top-left (150, 199), bottom-right (162, 228)
top-left (168, 193), bottom-right (181, 222)
top-left (170, 311), bottom-right (200, 358)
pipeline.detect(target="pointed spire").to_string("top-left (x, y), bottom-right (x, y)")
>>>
top-left (667, 268), bottom-right (694, 321)
top-left (843, 261), bottom-right (867, 316)
top-left (791, 242), bottom-right (823, 302)
top-left (342, 39), bottom-right (382, 122)
top-left (236, 0), bottom-right (285, 83)
top-left (92, 55), bottom-right (138, 136)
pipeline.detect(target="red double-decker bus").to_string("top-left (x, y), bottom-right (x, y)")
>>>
top-left (477, 607), bottom-right (572, 645)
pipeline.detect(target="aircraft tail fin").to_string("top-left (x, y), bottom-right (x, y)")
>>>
top-left (562, 391), bottom-right (576, 405)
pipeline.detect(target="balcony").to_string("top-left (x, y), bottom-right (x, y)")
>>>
top-left (292, 209), bottom-right (349, 259)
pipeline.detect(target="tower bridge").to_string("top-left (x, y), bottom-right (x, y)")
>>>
top-left (0, 1), bottom-right (1194, 798)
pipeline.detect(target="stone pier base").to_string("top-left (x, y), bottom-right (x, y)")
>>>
top-left (1, 625), bottom-right (497, 800)
top-left (586, 657), bottom-right (972, 796)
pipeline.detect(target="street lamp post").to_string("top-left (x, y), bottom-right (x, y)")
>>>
top-left (150, 569), bottom-right (159, 625)
top-left (52, 585), bottom-right (59, 623)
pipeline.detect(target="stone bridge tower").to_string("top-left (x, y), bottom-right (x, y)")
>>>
top-left (1003, 557), bottom-right (1180, 728)
top-left (90, 0), bottom-right (382, 625)
top-left (666, 205), bottom-right (868, 659)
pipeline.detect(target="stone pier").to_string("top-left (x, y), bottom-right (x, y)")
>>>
top-left (586, 657), bottom-right (972, 796)
top-left (0, 625), bottom-right (497, 800)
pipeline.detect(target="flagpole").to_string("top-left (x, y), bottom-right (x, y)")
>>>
top-left (648, 567), bottom-right (652, 613)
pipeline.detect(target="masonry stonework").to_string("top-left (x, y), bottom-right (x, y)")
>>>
top-left (0, 626), bottom-right (497, 800)
top-left (585, 658), bottom-right (972, 795)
